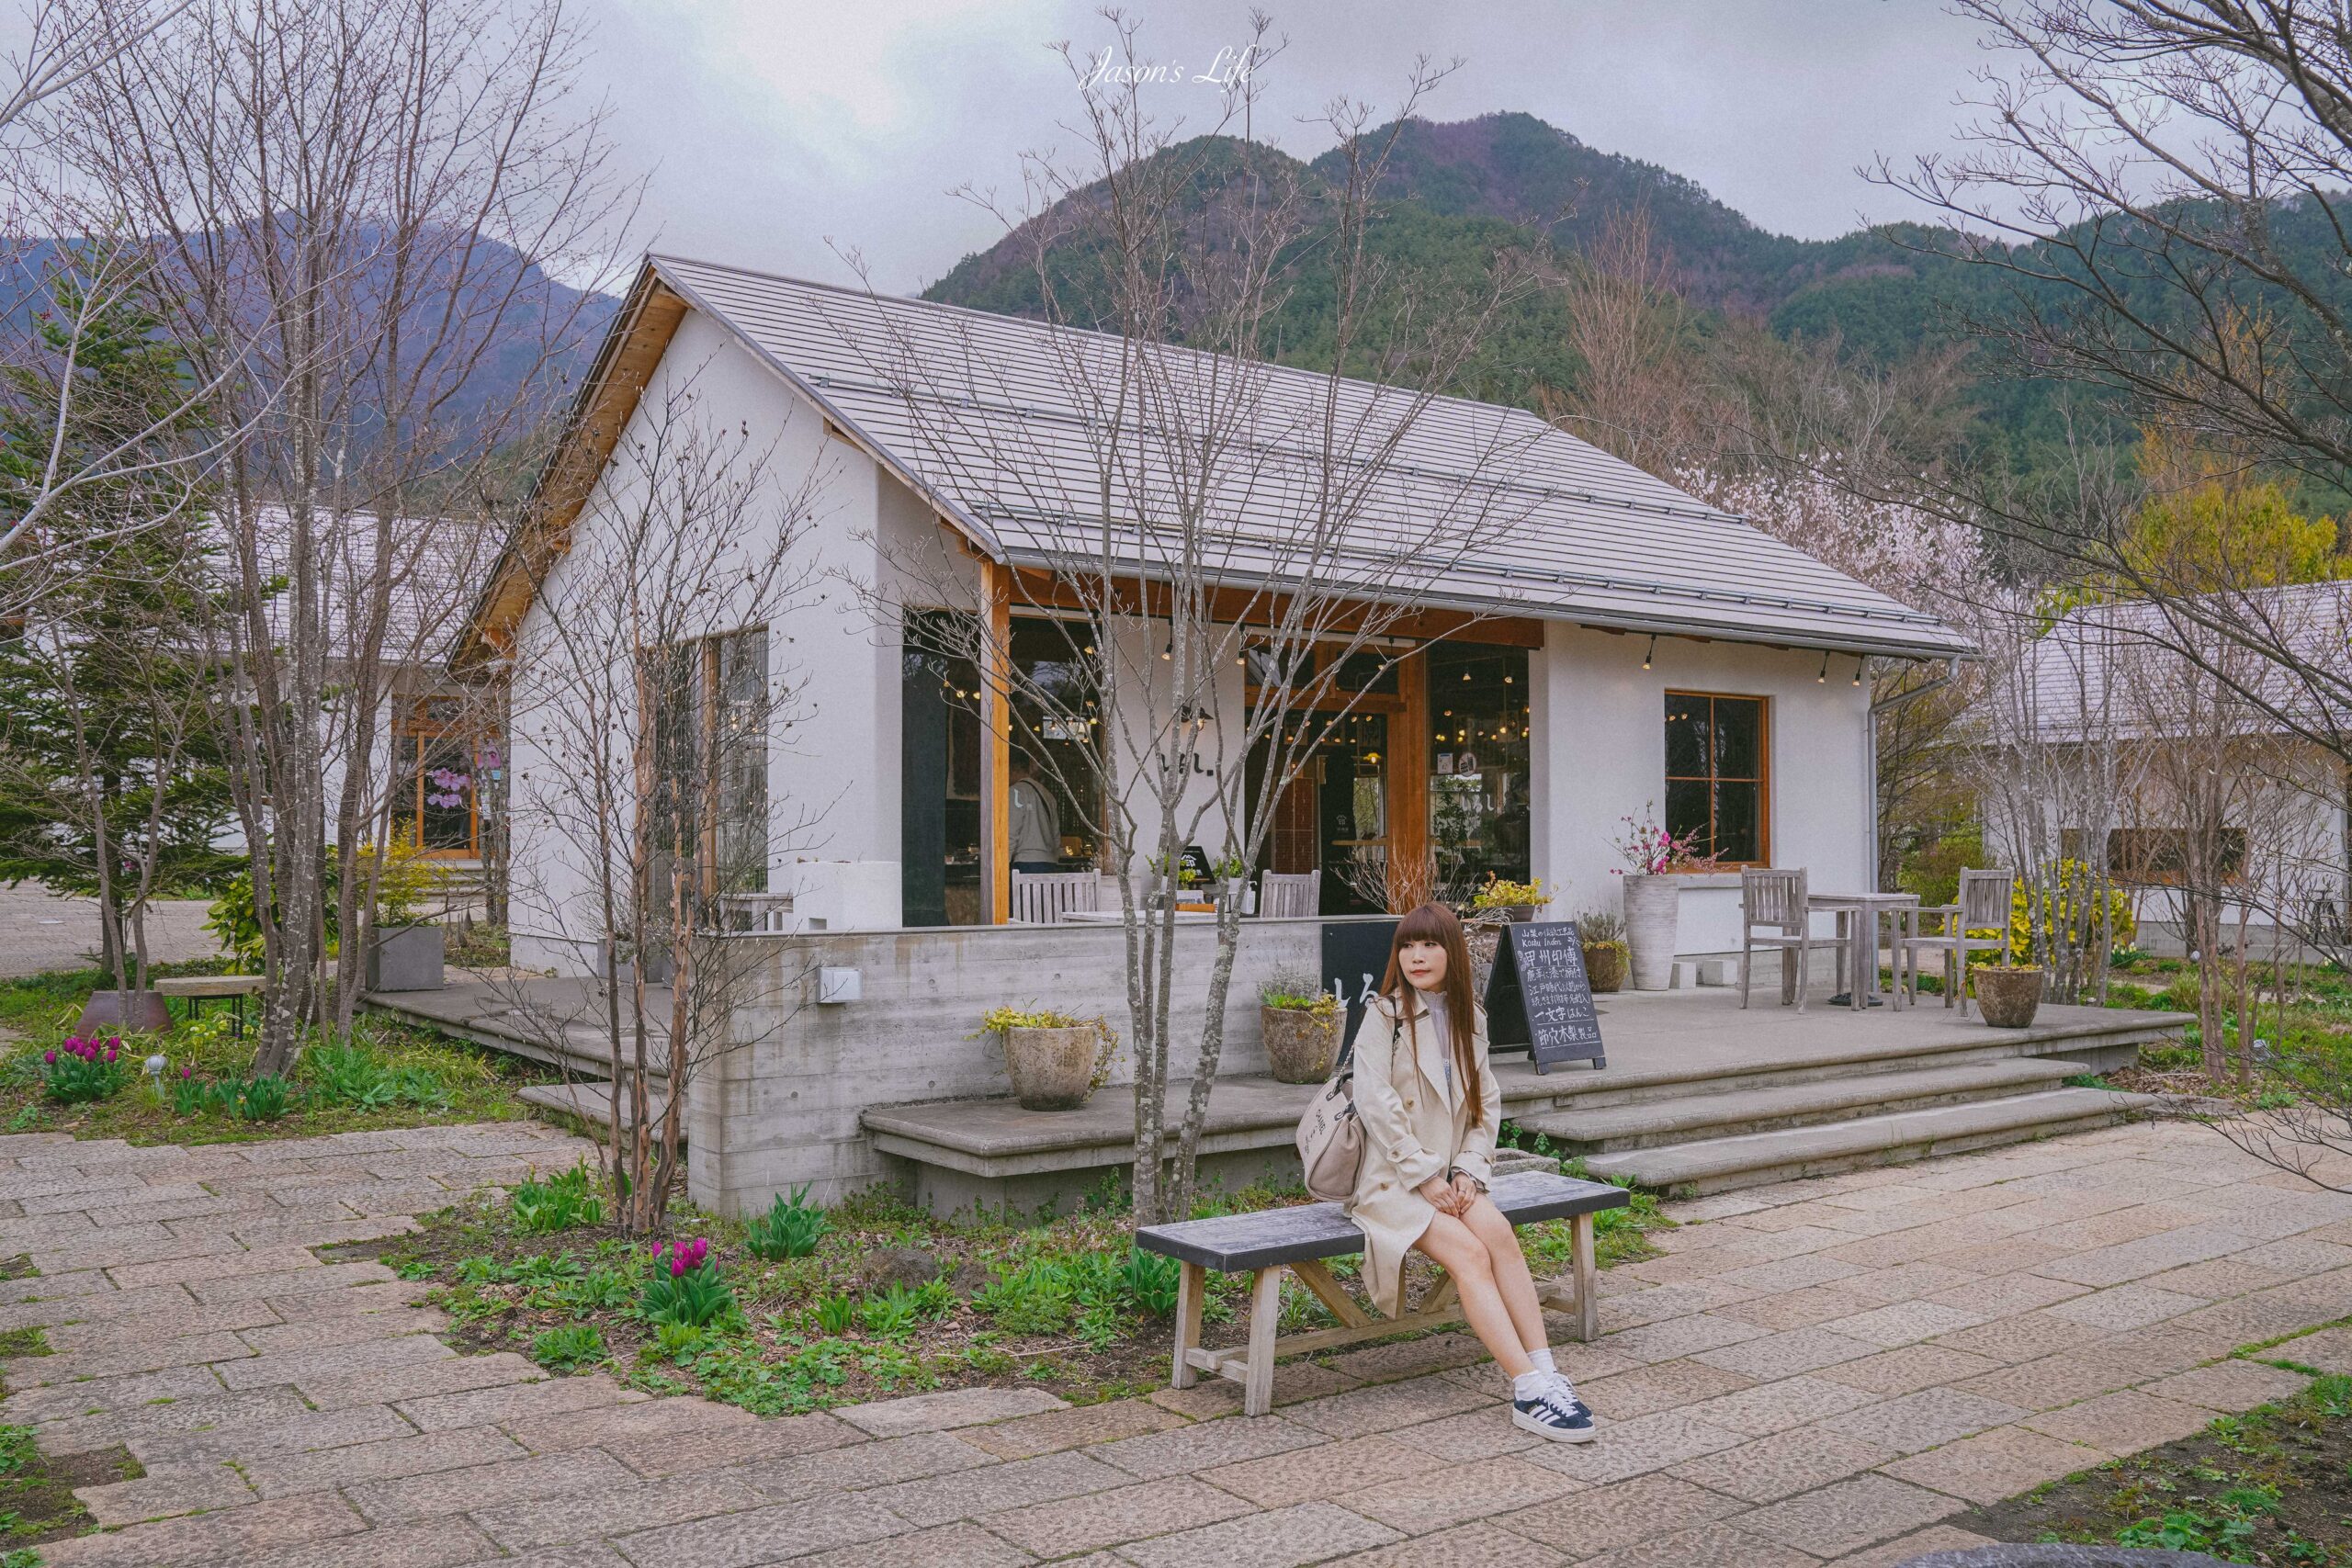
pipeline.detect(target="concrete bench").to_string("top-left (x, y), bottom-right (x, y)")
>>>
top-left (1136, 1168), bottom-right (1629, 1416)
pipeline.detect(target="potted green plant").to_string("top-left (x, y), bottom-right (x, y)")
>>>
top-left (1469, 874), bottom-right (1552, 924)
top-left (1577, 909), bottom-right (1629, 994)
top-left (978, 1007), bottom-right (1116, 1111)
top-left (362, 840), bottom-right (446, 993)
top-left (1973, 915), bottom-right (2044, 1029)
top-left (1258, 969), bottom-right (1340, 1083)
top-left (1216, 853), bottom-right (1256, 915)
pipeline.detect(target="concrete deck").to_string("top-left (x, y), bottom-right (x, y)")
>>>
top-left (365, 975), bottom-right (672, 1075)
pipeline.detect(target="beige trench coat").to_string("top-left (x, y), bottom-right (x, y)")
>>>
top-left (1343, 989), bottom-right (1501, 1318)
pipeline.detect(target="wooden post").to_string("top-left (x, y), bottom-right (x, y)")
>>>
top-left (979, 558), bottom-right (1013, 925)
top-left (1389, 645), bottom-right (1430, 909)
top-left (1570, 1211), bottom-right (1599, 1342)
top-left (1242, 1266), bottom-right (1284, 1416)
top-left (1171, 1261), bottom-right (1205, 1389)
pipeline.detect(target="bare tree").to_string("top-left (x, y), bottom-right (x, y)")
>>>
top-left (498, 372), bottom-right (823, 1232)
top-left (850, 13), bottom-right (1546, 1220)
top-left (40, 0), bottom-right (632, 1072)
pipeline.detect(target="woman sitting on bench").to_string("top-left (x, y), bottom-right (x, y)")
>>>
top-left (1347, 902), bottom-right (1597, 1443)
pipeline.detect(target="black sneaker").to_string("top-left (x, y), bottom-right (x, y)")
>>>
top-left (1511, 1385), bottom-right (1597, 1443)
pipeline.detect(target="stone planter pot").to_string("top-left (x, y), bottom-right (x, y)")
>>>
top-left (1222, 879), bottom-right (1257, 916)
top-left (1973, 965), bottom-right (2045, 1028)
top-left (1583, 942), bottom-right (1627, 994)
top-left (366, 924), bottom-right (445, 992)
top-left (1261, 1005), bottom-right (1340, 1084)
top-left (1002, 1024), bottom-right (1102, 1111)
top-left (74, 989), bottom-right (171, 1036)
top-left (1622, 874), bottom-right (1681, 991)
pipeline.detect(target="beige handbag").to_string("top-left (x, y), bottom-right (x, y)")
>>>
top-left (1295, 1010), bottom-right (1370, 1201)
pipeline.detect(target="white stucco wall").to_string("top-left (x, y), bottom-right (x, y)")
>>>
top-left (1527, 622), bottom-right (1873, 956)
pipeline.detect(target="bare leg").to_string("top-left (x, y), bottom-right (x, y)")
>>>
top-left (1413, 1211), bottom-right (1532, 1380)
top-left (1460, 1195), bottom-right (1548, 1354)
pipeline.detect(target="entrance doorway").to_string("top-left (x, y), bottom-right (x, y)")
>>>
top-left (1250, 708), bottom-right (1392, 917)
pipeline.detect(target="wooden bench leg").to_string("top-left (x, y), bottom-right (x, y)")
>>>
top-left (1170, 1261), bottom-right (1205, 1391)
top-left (1242, 1266), bottom-right (1284, 1417)
top-left (1570, 1211), bottom-right (1599, 1342)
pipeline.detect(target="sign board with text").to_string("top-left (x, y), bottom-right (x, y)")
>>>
top-left (1484, 919), bottom-right (1606, 1073)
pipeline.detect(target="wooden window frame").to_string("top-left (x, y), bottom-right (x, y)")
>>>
top-left (1663, 689), bottom-right (1771, 870)
top-left (393, 697), bottom-right (483, 861)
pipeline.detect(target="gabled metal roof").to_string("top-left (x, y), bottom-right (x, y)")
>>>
top-left (645, 253), bottom-right (1973, 660)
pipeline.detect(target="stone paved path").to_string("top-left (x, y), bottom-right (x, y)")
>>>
top-left (4, 1115), bottom-right (2350, 1567)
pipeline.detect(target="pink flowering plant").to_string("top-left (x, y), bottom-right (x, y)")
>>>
top-left (1610, 805), bottom-right (1718, 876)
top-left (639, 1235), bottom-right (738, 1329)
top-left (43, 1035), bottom-right (130, 1103)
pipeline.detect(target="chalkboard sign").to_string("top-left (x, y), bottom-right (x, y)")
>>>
top-left (1484, 920), bottom-right (1606, 1073)
top-left (1320, 919), bottom-right (1399, 1047)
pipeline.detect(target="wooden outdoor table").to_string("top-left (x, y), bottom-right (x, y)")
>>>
top-left (1805, 892), bottom-right (1919, 1011)
top-left (152, 974), bottom-right (263, 1037)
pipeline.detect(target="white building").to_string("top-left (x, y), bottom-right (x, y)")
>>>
top-left (458, 255), bottom-right (1973, 974)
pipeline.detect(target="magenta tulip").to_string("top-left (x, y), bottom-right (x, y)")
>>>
top-left (41, 1052), bottom-right (54, 1066)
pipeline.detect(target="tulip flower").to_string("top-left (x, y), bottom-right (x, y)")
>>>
top-left (670, 1254), bottom-right (686, 1278)
top-left (41, 1052), bottom-right (54, 1066)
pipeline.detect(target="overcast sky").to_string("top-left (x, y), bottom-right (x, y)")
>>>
top-left (571, 0), bottom-right (1996, 296)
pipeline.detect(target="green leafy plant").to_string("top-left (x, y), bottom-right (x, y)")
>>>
top-left (976, 1005), bottom-right (1084, 1033)
top-left (639, 1236), bottom-right (736, 1328)
top-left (236, 1075), bottom-right (290, 1122)
top-left (647, 1321), bottom-right (707, 1360)
top-left (1259, 969), bottom-right (1339, 1014)
top-left (387, 1066), bottom-right (450, 1111)
top-left (1577, 909), bottom-right (1625, 945)
top-left (1121, 1247), bottom-right (1182, 1316)
top-left (511, 1166), bottom-right (605, 1235)
top-left (971, 1260), bottom-right (1073, 1335)
top-left (529, 1324), bottom-right (606, 1371)
top-left (813, 1292), bottom-right (857, 1334)
top-left (40, 1035), bottom-right (129, 1103)
top-left (1470, 874), bottom-right (1551, 911)
top-left (858, 1284), bottom-right (922, 1337)
top-left (307, 1043), bottom-right (393, 1108)
top-left (169, 1066), bottom-right (205, 1116)
top-left (743, 1185), bottom-right (828, 1260)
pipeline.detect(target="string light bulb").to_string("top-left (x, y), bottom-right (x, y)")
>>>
top-left (1851, 659), bottom-right (1863, 688)
top-left (1642, 635), bottom-right (1656, 671)
top-left (1816, 651), bottom-right (1829, 684)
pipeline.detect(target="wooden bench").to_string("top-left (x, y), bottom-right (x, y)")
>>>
top-left (1136, 1169), bottom-right (1629, 1416)
top-left (153, 975), bottom-right (263, 1038)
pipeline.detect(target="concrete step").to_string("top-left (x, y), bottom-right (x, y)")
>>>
top-left (519, 1080), bottom-right (673, 1136)
top-left (1516, 1056), bottom-right (2092, 1153)
top-left (1582, 1087), bottom-right (2158, 1195)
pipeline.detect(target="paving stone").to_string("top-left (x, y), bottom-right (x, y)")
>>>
top-left (215, 1330), bottom-right (453, 1390)
top-left (1514, 1410), bottom-right (1746, 1483)
top-left (1332, 1452), bottom-right (1584, 1533)
top-left (1717, 1285), bottom-right (1886, 1331)
top-left (1579, 1359), bottom-right (1756, 1419)
top-left (609, 1493), bottom-right (906, 1568)
top-left (241, 1427), bottom-right (529, 1499)
top-left (789, 1520), bottom-right (1035, 1568)
top-left (471, 1471), bottom-right (768, 1551)
top-left (1326, 1519), bottom-right (1568, 1568)
top-left (1682, 1373), bottom-right (1880, 1436)
top-left (960, 1396), bottom-right (1184, 1459)
top-left (2146, 1359), bottom-right (2312, 1413)
top-left (1198, 1433), bottom-right (1448, 1507)
top-left (1495, 1471), bottom-right (1741, 1553)
top-left (1600, 1313), bottom-right (1769, 1365)
top-left (979, 1474), bottom-right (1252, 1556)
top-left (129, 1402), bottom-right (417, 1466)
top-left (43, 1298), bottom-right (281, 1347)
top-left (186, 1261), bottom-right (394, 1303)
top-left (1926, 1311), bottom-right (2111, 1364)
top-left (500, 1393), bottom-right (754, 1455)
top-left (1283, 1372), bottom-right (1490, 1436)
top-left (345, 1449), bottom-right (636, 1525)
top-left (1820, 1300), bottom-right (1989, 1348)
top-left (1574, 1522), bottom-right (1819, 1568)
top-left (730, 1428), bottom-right (993, 1500)
top-left (1324, 1329), bottom-right (1490, 1382)
top-left (74, 1461), bottom-right (254, 1526)
top-left (1095, 1412), bottom-right (1327, 1480)
top-left (836, 1383), bottom-right (1067, 1437)
top-left (392, 1371), bottom-right (639, 1432)
top-left (106, 1245), bottom-right (321, 1289)
top-left (287, 1280), bottom-right (435, 1318)
top-left (37, 1386), bottom-right (311, 1456)
top-left (1880, 1423), bottom-right (2109, 1503)
top-left (1736, 1472), bottom-right (1966, 1558)
top-left (1691, 1325), bottom-right (1878, 1379)
top-left (2023, 1389), bottom-right (2218, 1455)
top-left (1922, 1271), bottom-right (2091, 1316)
top-left (1668, 1425), bottom-right (1900, 1503)
top-left (2043, 1283), bottom-right (2208, 1331)
top-left (300, 1349), bottom-right (544, 1411)
top-left (236, 1309), bottom-right (449, 1354)
top-left (864, 1449), bottom-right (1131, 1528)
top-left (1823, 1524), bottom-right (2003, 1567)
top-left (1951, 1349), bottom-right (2142, 1413)
top-left (1116, 1499), bottom-right (1399, 1568)
top-left (6, 1331), bottom-right (251, 1389)
top-left (1815, 1345), bottom-right (2005, 1396)
top-left (207, 1517), bottom-right (503, 1568)
top-left (1818, 1387), bottom-right (2029, 1455)
top-left (600, 1411), bottom-right (860, 1477)
top-left (0, 1362), bottom-right (228, 1424)
top-left (38, 1492), bottom-right (366, 1567)
top-left (2267, 1325), bottom-right (2352, 1373)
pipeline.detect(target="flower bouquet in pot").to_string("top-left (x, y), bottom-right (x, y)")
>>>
top-left (1257, 969), bottom-right (1341, 1084)
top-left (1468, 874), bottom-right (1552, 925)
top-left (1610, 805), bottom-right (1716, 991)
top-left (978, 1007), bottom-right (1118, 1111)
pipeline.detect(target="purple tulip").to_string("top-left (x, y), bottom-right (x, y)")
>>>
top-left (180, 1065), bottom-right (192, 1078)
top-left (42, 1052), bottom-right (54, 1066)
top-left (103, 1048), bottom-right (116, 1064)
top-left (689, 1237), bottom-right (708, 1264)
top-left (670, 1254), bottom-right (686, 1278)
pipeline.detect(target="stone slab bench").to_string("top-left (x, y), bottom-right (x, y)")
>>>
top-left (153, 974), bottom-right (264, 1036)
top-left (1136, 1168), bottom-right (1629, 1416)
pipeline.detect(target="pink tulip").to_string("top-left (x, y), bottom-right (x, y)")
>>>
top-left (41, 1052), bottom-right (54, 1066)
top-left (670, 1254), bottom-right (686, 1278)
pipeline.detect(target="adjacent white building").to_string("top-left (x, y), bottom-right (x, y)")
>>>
top-left (458, 254), bottom-right (1973, 974)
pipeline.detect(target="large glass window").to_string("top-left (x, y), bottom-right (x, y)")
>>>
top-left (1664, 691), bottom-right (1768, 865)
top-left (1428, 642), bottom-right (1532, 892)
top-left (900, 613), bottom-right (982, 927)
top-left (392, 694), bottom-right (489, 858)
top-left (642, 628), bottom-right (771, 908)
top-left (1007, 617), bottom-right (1104, 870)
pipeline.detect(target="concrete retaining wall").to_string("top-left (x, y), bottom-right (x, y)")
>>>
top-left (687, 916), bottom-right (1385, 1214)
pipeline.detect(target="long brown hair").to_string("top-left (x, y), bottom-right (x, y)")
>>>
top-left (1379, 902), bottom-right (1479, 1105)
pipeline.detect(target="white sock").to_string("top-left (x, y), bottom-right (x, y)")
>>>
top-left (1527, 1347), bottom-right (1556, 1376)
top-left (1511, 1370), bottom-right (1553, 1401)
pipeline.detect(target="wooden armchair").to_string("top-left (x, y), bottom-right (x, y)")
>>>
top-left (1739, 867), bottom-right (1841, 1011)
top-left (1896, 868), bottom-right (2013, 1014)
